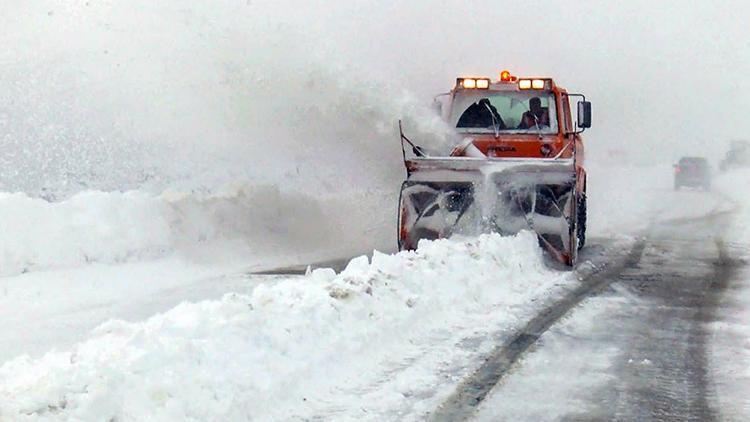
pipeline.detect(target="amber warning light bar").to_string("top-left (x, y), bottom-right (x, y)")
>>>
top-left (456, 78), bottom-right (490, 89)
top-left (519, 79), bottom-right (548, 90)
top-left (456, 70), bottom-right (548, 90)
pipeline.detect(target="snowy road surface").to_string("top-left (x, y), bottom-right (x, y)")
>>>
top-left (472, 206), bottom-right (741, 421)
top-left (0, 261), bottom-right (274, 363)
top-left (1, 166), bottom-right (750, 421)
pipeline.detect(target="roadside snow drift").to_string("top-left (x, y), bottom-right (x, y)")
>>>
top-left (0, 185), bottom-right (392, 276)
top-left (0, 232), bottom-right (563, 421)
top-left (708, 168), bottom-right (750, 420)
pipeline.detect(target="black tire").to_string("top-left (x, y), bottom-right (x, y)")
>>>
top-left (577, 192), bottom-right (586, 250)
top-left (397, 182), bottom-right (406, 250)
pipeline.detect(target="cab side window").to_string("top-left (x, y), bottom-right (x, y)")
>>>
top-left (561, 94), bottom-right (572, 133)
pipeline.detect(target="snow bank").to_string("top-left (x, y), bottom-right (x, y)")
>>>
top-left (709, 273), bottom-right (750, 420)
top-left (715, 168), bottom-right (750, 240)
top-left (0, 232), bottom-right (559, 421)
top-left (708, 168), bottom-right (750, 419)
top-left (0, 185), bottom-right (393, 276)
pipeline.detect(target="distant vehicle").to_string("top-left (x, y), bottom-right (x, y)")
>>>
top-left (674, 157), bottom-right (711, 190)
top-left (719, 140), bottom-right (750, 171)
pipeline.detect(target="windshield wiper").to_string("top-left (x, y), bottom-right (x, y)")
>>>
top-left (484, 103), bottom-right (501, 138)
top-left (532, 115), bottom-right (543, 140)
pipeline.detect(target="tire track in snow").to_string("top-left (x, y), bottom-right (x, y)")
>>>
top-left (428, 237), bottom-right (648, 422)
top-left (431, 199), bottom-right (741, 421)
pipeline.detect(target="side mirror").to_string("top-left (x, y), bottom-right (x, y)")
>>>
top-left (577, 101), bottom-right (592, 129)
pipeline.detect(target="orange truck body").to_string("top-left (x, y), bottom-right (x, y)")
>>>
top-left (398, 72), bottom-right (590, 265)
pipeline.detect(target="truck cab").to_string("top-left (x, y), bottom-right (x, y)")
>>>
top-left (436, 73), bottom-right (588, 166)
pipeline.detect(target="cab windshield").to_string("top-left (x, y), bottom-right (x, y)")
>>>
top-left (451, 91), bottom-right (558, 135)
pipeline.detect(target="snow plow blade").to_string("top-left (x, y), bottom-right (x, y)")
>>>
top-left (398, 157), bottom-right (579, 265)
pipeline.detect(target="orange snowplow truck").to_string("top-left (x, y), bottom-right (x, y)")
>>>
top-left (397, 70), bottom-right (591, 265)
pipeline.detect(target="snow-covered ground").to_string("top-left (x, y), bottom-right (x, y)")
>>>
top-left (707, 169), bottom-right (750, 420)
top-left (472, 287), bottom-right (627, 421)
top-left (710, 261), bottom-right (750, 420)
top-left (2, 1), bottom-right (748, 420)
top-left (0, 260), bottom-right (267, 363)
top-left (0, 185), bottom-right (394, 362)
top-left (471, 167), bottom-right (750, 421)
top-left (0, 185), bottom-right (394, 277)
top-left (0, 232), bottom-right (573, 420)
top-left (0, 162), bottom-right (735, 421)
top-left (5, 160), bottom-right (720, 421)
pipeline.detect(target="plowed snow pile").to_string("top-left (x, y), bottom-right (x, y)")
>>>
top-left (708, 169), bottom-right (750, 420)
top-left (0, 0), bottom-right (444, 279)
top-left (0, 232), bottom-right (566, 421)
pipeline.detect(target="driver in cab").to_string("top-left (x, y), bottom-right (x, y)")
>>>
top-left (518, 97), bottom-right (549, 129)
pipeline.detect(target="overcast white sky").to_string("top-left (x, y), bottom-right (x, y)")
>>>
top-left (1, 1), bottom-right (748, 193)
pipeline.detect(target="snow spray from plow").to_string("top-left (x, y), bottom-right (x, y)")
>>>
top-left (0, 185), bottom-right (390, 276)
top-left (399, 158), bottom-right (577, 264)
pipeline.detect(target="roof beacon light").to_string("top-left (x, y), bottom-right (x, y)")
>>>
top-left (462, 78), bottom-right (477, 89)
top-left (532, 79), bottom-right (545, 89)
top-left (500, 70), bottom-right (512, 82)
top-left (476, 78), bottom-right (490, 89)
top-left (518, 79), bottom-right (532, 90)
